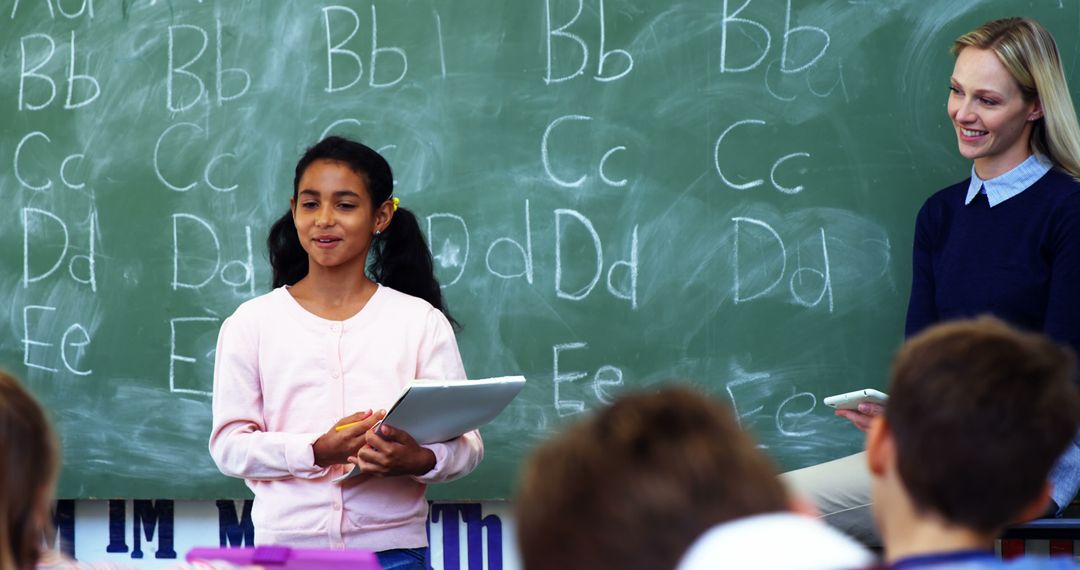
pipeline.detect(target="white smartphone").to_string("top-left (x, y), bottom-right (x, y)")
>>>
top-left (823, 388), bottom-right (888, 411)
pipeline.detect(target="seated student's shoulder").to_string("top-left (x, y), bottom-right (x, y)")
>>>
top-left (1003, 556), bottom-right (1080, 570)
top-left (677, 513), bottom-right (874, 570)
top-left (873, 555), bottom-right (1080, 570)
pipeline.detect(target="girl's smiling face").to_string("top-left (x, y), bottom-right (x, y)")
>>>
top-left (291, 159), bottom-right (383, 272)
top-left (948, 47), bottom-right (1041, 179)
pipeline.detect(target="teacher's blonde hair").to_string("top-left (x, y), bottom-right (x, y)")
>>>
top-left (953, 17), bottom-right (1080, 180)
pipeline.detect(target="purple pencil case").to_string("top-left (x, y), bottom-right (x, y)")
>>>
top-left (186, 545), bottom-right (382, 569)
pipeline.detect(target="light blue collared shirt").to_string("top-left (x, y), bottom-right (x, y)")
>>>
top-left (965, 154), bottom-right (1052, 207)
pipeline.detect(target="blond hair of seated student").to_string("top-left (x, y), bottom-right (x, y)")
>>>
top-left (867, 317), bottom-right (1080, 568)
top-left (515, 386), bottom-right (873, 570)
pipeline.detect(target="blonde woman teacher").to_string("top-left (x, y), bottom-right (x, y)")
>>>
top-left (783, 17), bottom-right (1080, 544)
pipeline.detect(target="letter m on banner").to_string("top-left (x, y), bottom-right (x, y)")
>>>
top-left (216, 499), bottom-right (255, 547)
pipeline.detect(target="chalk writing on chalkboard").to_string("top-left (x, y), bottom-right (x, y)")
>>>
top-left (2, 0), bottom-right (1057, 500)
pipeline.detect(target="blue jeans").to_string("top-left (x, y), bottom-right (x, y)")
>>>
top-left (376, 547), bottom-right (428, 570)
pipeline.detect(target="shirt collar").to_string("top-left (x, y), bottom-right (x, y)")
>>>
top-left (965, 154), bottom-right (1051, 207)
top-left (888, 549), bottom-right (996, 570)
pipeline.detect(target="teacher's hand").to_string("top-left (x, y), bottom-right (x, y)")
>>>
top-left (835, 402), bottom-right (885, 433)
top-left (350, 424), bottom-right (436, 477)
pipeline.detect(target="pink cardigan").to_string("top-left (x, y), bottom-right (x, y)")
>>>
top-left (209, 286), bottom-right (483, 551)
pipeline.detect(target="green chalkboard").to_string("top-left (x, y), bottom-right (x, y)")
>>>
top-left (3, 0), bottom-right (1077, 500)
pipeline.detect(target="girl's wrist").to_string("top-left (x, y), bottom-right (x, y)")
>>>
top-left (311, 436), bottom-right (336, 468)
top-left (414, 448), bottom-right (436, 475)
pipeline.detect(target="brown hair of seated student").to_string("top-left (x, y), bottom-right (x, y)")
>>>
top-left (0, 371), bottom-right (60, 570)
top-left (514, 385), bottom-right (788, 570)
top-left (886, 317), bottom-right (1080, 533)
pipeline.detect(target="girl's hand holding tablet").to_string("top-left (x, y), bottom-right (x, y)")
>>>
top-left (350, 424), bottom-right (437, 477)
top-left (313, 409), bottom-right (387, 467)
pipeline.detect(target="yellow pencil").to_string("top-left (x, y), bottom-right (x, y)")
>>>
top-left (336, 416), bottom-right (384, 432)
top-left (335, 421), bottom-right (362, 432)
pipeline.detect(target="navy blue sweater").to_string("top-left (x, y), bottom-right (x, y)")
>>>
top-left (905, 167), bottom-right (1080, 358)
top-left (905, 167), bottom-right (1080, 508)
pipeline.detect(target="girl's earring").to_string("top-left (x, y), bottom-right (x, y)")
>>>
top-left (374, 230), bottom-right (382, 236)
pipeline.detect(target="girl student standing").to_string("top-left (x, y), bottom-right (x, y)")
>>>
top-left (210, 136), bottom-right (482, 569)
top-left (783, 17), bottom-right (1080, 544)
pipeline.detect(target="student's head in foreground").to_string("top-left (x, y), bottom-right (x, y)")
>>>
top-left (0, 370), bottom-right (60, 570)
top-left (515, 385), bottom-right (826, 570)
top-left (868, 317), bottom-right (1080, 544)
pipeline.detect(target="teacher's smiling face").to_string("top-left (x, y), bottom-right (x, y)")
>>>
top-left (948, 47), bottom-right (1042, 179)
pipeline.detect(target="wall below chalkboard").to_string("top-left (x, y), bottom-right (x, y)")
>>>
top-left (47, 500), bottom-right (513, 568)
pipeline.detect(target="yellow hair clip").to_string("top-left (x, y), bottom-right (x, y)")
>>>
top-left (391, 197), bottom-right (400, 212)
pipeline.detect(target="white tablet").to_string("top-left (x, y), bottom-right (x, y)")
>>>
top-left (380, 375), bottom-right (527, 444)
top-left (333, 376), bottom-right (526, 483)
top-left (823, 388), bottom-right (888, 411)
